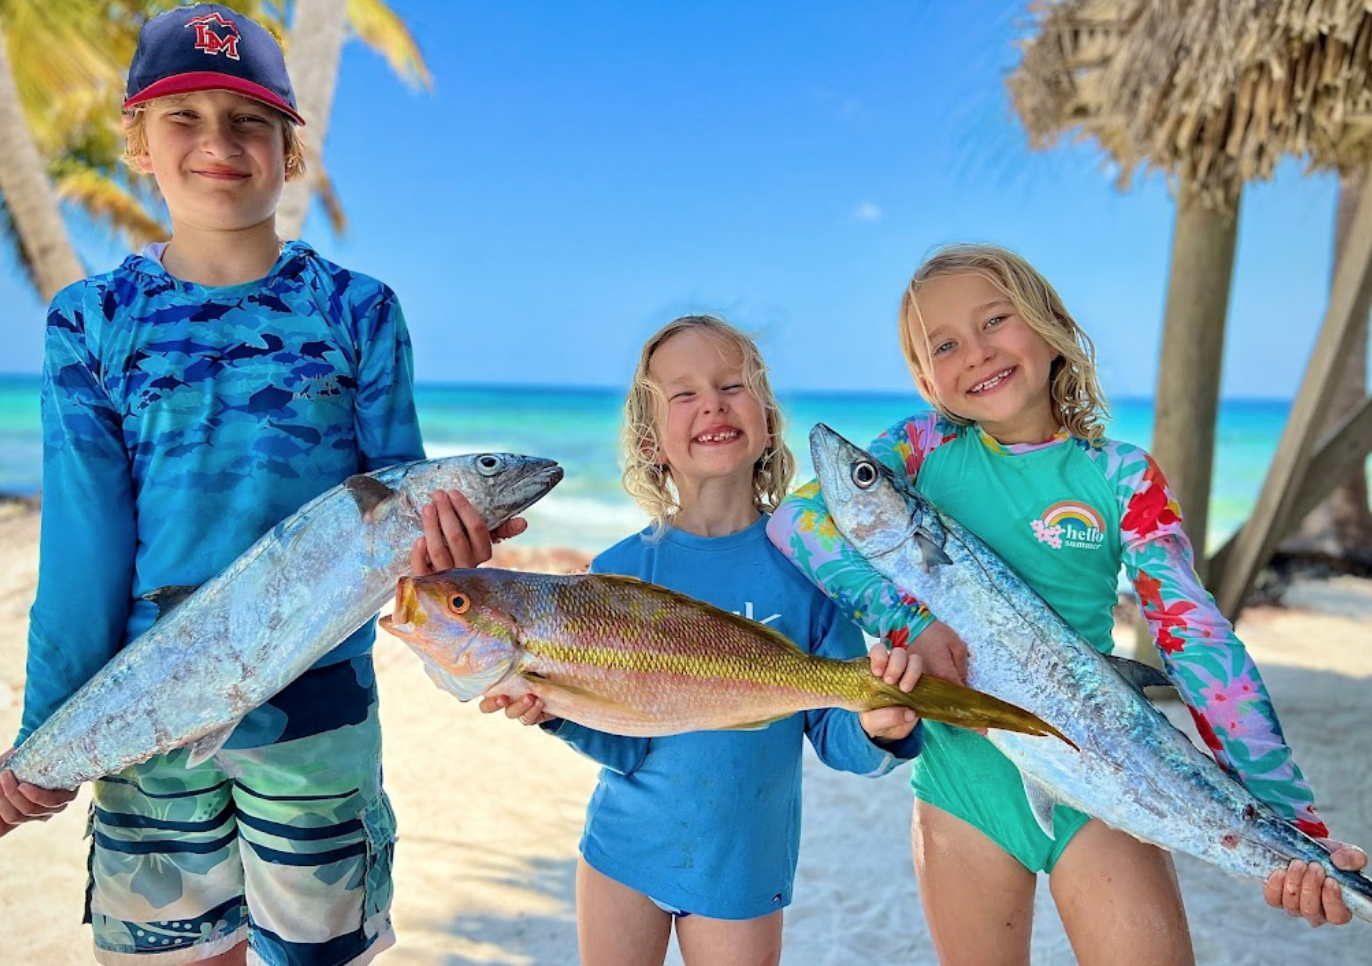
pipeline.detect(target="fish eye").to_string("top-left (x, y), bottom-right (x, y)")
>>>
top-left (851, 461), bottom-right (879, 489)
top-left (448, 593), bottom-right (470, 614)
top-left (476, 455), bottom-right (502, 476)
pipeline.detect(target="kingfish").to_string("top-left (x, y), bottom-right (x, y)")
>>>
top-left (379, 567), bottom-right (1069, 740)
top-left (9, 454), bottom-right (563, 790)
top-left (809, 422), bottom-right (1372, 922)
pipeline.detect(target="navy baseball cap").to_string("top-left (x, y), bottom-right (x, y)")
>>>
top-left (123, 4), bottom-right (305, 125)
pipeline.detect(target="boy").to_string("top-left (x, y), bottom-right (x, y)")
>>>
top-left (0, 5), bottom-right (511, 963)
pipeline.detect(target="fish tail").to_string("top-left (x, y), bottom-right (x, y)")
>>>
top-left (869, 676), bottom-right (1077, 749)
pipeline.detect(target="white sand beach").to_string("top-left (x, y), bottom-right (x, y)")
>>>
top-left (1, 507), bottom-right (1369, 965)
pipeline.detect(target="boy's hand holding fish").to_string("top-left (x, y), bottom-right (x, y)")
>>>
top-left (0, 748), bottom-right (76, 838)
top-left (411, 488), bottom-right (530, 574)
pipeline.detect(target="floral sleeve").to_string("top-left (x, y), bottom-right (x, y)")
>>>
top-left (766, 413), bottom-right (955, 645)
top-left (1105, 443), bottom-right (1327, 836)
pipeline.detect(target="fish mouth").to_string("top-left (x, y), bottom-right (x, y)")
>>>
top-left (499, 460), bottom-right (564, 521)
top-left (379, 577), bottom-right (422, 640)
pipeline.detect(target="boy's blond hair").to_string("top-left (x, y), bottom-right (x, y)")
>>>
top-left (899, 243), bottom-right (1109, 443)
top-left (622, 315), bottom-right (795, 532)
top-left (121, 100), bottom-right (306, 181)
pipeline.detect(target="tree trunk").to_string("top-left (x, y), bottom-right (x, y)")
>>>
top-left (0, 23), bottom-right (84, 302)
top-left (1212, 172), bottom-right (1372, 618)
top-left (1133, 180), bottom-right (1240, 671)
top-left (277, 0), bottom-right (348, 240)
top-left (1282, 167), bottom-right (1372, 559)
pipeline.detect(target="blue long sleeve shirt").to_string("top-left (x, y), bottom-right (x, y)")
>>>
top-left (20, 241), bottom-right (424, 743)
top-left (546, 516), bottom-right (921, 920)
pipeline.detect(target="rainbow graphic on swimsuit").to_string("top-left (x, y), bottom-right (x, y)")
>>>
top-left (1030, 500), bottom-right (1106, 551)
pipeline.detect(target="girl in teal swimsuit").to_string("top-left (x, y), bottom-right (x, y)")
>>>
top-left (766, 244), bottom-right (1367, 965)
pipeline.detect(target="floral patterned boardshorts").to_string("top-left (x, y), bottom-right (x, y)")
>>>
top-left (84, 655), bottom-right (396, 966)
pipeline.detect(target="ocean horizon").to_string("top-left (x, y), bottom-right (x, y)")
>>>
top-left (0, 372), bottom-right (1325, 554)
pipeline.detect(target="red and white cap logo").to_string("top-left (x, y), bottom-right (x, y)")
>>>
top-left (187, 11), bottom-right (240, 61)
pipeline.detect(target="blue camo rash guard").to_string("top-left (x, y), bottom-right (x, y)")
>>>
top-left (543, 516), bottom-right (923, 920)
top-left (19, 240), bottom-right (424, 744)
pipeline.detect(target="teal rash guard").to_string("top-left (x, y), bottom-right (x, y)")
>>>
top-left (767, 413), bottom-right (1328, 840)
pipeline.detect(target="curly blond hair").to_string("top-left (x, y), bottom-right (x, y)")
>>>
top-left (622, 315), bottom-right (795, 532)
top-left (122, 99), bottom-right (307, 181)
top-left (899, 243), bottom-right (1109, 443)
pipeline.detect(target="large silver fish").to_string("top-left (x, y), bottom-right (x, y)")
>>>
top-left (809, 423), bottom-right (1372, 922)
top-left (8, 453), bottom-right (563, 790)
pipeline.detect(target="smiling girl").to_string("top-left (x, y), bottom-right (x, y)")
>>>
top-left (483, 314), bottom-right (926, 966)
top-left (766, 244), bottom-right (1367, 965)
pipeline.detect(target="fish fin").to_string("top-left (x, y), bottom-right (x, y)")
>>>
top-left (1104, 654), bottom-right (1173, 693)
top-left (143, 584), bottom-right (201, 620)
top-left (345, 475), bottom-right (398, 523)
top-left (521, 671), bottom-right (655, 721)
top-left (184, 723), bottom-right (238, 767)
top-left (1021, 777), bottom-right (1060, 839)
top-left (587, 573), bottom-right (812, 655)
top-left (424, 656), bottom-right (517, 702)
top-left (913, 532), bottom-right (953, 570)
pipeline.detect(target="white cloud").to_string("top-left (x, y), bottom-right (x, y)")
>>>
top-left (853, 201), bottom-right (882, 222)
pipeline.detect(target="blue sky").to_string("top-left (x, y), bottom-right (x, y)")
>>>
top-left (0, 0), bottom-right (1346, 398)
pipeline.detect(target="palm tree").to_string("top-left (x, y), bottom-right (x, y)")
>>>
top-left (1008, 0), bottom-right (1372, 621)
top-left (0, 20), bottom-right (84, 301)
top-left (0, 0), bottom-right (130, 300)
top-left (277, 0), bottom-right (430, 239)
top-left (0, 0), bottom-right (430, 301)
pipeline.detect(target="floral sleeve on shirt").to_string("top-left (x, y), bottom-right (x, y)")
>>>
top-left (1098, 441), bottom-right (1327, 837)
top-left (766, 412), bottom-right (954, 645)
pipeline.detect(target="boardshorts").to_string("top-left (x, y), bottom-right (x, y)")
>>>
top-left (84, 654), bottom-right (396, 966)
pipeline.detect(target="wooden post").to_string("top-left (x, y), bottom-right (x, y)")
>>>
top-left (1208, 396), bottom-right (1372, 578)
top-left (1134, 179), bottom-right (1240, 670)
top-left (1213, 173), bottom-right (1372, 619)
top-left (1285, 168), bottom-right (1372, 556)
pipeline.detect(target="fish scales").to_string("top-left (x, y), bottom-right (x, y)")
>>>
top-left (9, 454), bottom-right (562, 790)
top-left (808, 422), bottom-right (1372, 922)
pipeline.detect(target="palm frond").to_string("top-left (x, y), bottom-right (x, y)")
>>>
top-left (50, 160), bottom-right (167, 246)
top-left (312, 162), bottom-right (348, 234)
top-left (345, 0), bottom-right (431, 89)
top-left (1008, 0), bottom-right (1372, 207)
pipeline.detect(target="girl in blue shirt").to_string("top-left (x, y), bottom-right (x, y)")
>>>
top-left (483, 315), bottom-right (924, 966)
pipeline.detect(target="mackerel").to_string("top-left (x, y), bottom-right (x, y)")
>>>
top-left (10, 453), bottom-right (562, 789)
top-left (809, 423), bottom-right (1372, 922)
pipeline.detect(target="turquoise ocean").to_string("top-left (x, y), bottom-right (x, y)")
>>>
top-left (0, 373), bottom-right (1309, 555)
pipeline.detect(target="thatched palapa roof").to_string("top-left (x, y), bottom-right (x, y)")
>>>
top-left (1008, 0), bottom-right (1372, 207)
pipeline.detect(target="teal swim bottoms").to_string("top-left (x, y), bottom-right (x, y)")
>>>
top-left (910, 722), bottom-right (1091, 874)
top-left (83, 655), bottom-right (396, 966)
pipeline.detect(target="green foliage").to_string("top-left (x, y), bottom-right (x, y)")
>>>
top-left (0, 0), bottom-right (429, 249)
